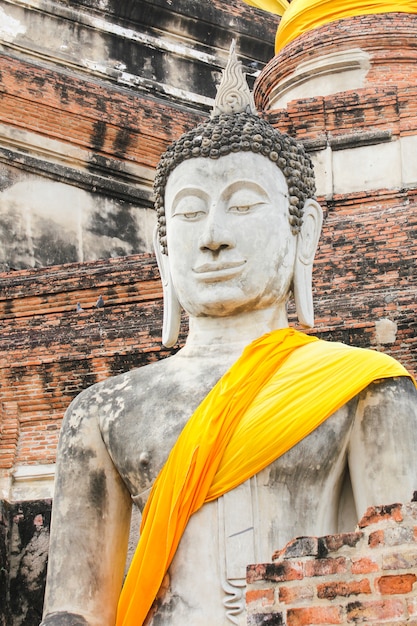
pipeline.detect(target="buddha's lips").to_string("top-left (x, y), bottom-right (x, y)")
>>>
top-left (193, 260), bottom-right (246, 281)
top-left (193, 260), bottom-right (246, 273)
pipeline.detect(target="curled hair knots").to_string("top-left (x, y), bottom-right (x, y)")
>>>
top-left (154, 112), bottom-right (316, 254)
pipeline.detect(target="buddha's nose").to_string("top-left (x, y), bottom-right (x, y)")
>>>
top-left (198, 212), bottom-right (234, 252)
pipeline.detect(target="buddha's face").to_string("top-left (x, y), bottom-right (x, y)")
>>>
top-left (164, 151), bottom-right (297, 318)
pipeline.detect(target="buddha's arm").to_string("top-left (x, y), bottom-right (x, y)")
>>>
top-left (348, 376), bottom-right (417, 518)
top-left (40, 389), bottom-right (132, 626)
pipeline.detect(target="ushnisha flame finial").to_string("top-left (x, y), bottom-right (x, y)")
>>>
top-left (211, 40), bottom-right (257, 117)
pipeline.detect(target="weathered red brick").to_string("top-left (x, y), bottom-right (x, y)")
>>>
top-left (376, 574), bottom-right (417, 595)
top-left (359, 504), bottom-right (404, 528)
top-left (246, 587), bottom-right (275, 607)
top-left (351, 556), bottom-right (379, 574)
top-left (287, 606), bottom-right (342, 626)
top-left (346, 599), bottom-right (405, 622)
top-left (304, 557), bottom-right (348, 578)
top-left (317, 579), bottom-right (371, 600)
top-left (279, 585), bottom-right (314, 604)
top-left (369, 530), bottom-right (385, 548)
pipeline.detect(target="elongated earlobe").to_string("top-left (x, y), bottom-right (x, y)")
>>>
top-left (153, 227), bottom-right (181, 348)
top-left (293, 199), bottom-right (323, 327)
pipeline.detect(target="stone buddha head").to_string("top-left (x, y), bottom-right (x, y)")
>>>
top-left (153, 42), bottom-right (323, 347)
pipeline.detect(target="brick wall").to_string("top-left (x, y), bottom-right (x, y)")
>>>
top-left (263, 86), bottom-right (417, 143)
top-left (310, 187), bottom-right (417, 378)
top-left (247, 501), bottom-right (417, 625)
top-left (0, 54), bottom-right (203, 172)
top-left (0, 254), bottom-right (186, 477)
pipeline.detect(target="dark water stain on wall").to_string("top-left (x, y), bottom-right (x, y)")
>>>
top-left (90, 120), bottom-right (107, 152)
top-left (1, 500), bottom-right (52, 626)
top-left (87, 203), bottom-right (141, 252)
top-left (33, 233), bottom-right (79, 267)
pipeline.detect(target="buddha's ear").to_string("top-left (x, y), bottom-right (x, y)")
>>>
top-left (293, 199), bottom-right (323, 328)
top-left (153, 227), bottom-right (181, 348)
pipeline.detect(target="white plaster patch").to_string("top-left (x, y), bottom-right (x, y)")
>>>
top-left (118, 68), bottom-right (214, 108)
top-left (311, 146), bottom-right (333, 198)
top-left (400, 134), bottom-right (417, 186)
top-left (0, 473), bottom-right (12, 500)
top-left (11, 464), bottom-right (56, 500)
top-left (81, 59), bottom-right (108, 75)
top-left (0, 6), bottom-right (26, 42)
top-left (269, 49), bottom-right (370, 110)
top-left (375, 318), bottom-right (398, 345)
top-left (87, 15), bottom-right (215, 65)
top-left (332, 140), bottom-right (402, 194)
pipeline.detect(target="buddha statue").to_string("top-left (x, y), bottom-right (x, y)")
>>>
top-left (40, 43), bottom-right (417, 626)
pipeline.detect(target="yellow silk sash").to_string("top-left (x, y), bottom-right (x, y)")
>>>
top-left (116, 328), bottom-right (413, 626)
top-left (243, 0), bottom-right (417, 51)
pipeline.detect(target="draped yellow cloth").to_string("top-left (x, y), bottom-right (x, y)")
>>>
top-left (243, 0), bottom-right (417, 51)
top-left (116, 328), bottom-right (413, 626)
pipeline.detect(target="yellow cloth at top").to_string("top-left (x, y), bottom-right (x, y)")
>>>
top-left (242, 0), bottom-right (417, 51)
top-left (116, 327), bottom-right (414, 626)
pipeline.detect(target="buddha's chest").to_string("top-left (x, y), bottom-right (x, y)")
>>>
top-left (141, 402), bottom-right (355, 626)
top-left (104, 377), bottom-right (355, 514)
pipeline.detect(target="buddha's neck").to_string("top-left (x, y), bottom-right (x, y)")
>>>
top-left (181, 307), bottom-right (289, 357)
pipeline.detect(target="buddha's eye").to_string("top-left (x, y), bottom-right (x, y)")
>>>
top-left (229, 205), bottom-right (251, 213)
top-left (181, 211), bottom-right (205, 220)
top-left (228, 202), bottom-right (264, 214)
top-left (226, 184), bottom-right (268, 215)
top-left (172, 195), bottom-right (207, 220)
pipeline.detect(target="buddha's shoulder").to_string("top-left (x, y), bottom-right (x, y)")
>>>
top-left (66, 352), bottom-right (223, 414)
top-left (65, 356), bottom-right (180, 413)
top-left (355, 374), bottom-right (416, 407)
